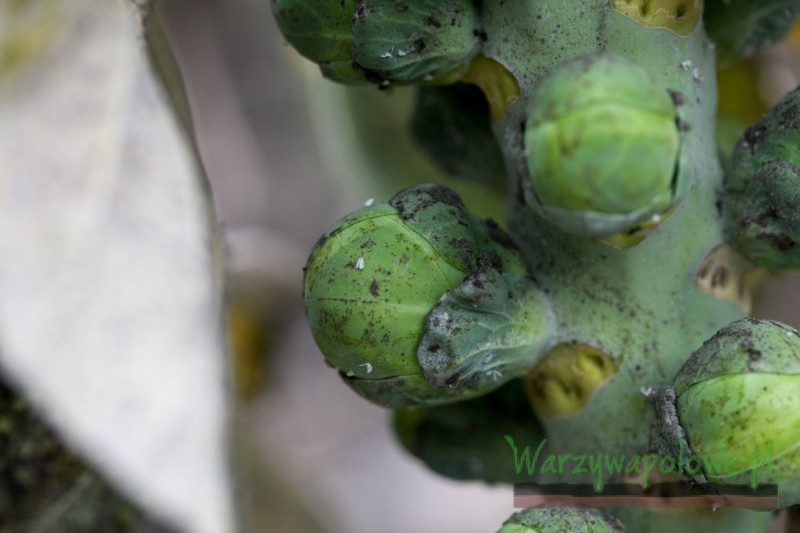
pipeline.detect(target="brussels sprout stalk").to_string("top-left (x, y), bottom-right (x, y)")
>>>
top-left (274, 0), bottom-right (800, 530)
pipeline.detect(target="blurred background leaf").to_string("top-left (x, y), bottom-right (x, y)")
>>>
top-left (0, 1), bottom-right (233, 531)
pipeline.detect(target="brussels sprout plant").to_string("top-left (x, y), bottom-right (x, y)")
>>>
top-left (274, 0), bottom-right (800, 531)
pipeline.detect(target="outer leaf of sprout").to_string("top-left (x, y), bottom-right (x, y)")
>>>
top-left (272, 0), bottom-right (357, 64)
top-left (666, 318), bottom-right (800, 507)
top-left (351, 0), bottom-right (481, 83)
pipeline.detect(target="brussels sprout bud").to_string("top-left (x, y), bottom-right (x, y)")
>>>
top-left (410, 83), bottom-right (507, 192)
top-left (497, 508), bottom-right (625, 533)
top-left (271, 0), bottom-right (365, 83)
top-left (524, 53), bottom-right (681, 238)
top-left (725, 86), bottom-right (800, 270)
top-left (704, 0), bottom-right (800, 67)
top-left (351, 0), bottom-right (481, 84)
top-left (394, 379), bottom-right (544, 484)
top-left (655, 318), bottom-right (800, 507)
top-left (304, 184), bottom-right (544, 407)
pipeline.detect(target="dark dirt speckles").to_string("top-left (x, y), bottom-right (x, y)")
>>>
top-left (353, 4), bottom-right (371, 24)
top-left (485, 219), bottom-right (518, 250)
top-left (390, 185), bottom-right (465, 221)
top-left (778, 102), bottom-right (800, 126)
top-left (444, 371), bottom-right (462, 387)
top-left (668, 89), bottom-right (685, 107)
top-left (427, 16), bottom-right (442, 27)
top-left (743, 125), bottom-right (766, 156)
top-left (468, 251), bottom-right (501, 271)
top-left (747, 347), bottom-right (762, 361)
top-left (426, 185), bottom-right (463, 206)
top-left (450, 237), bottom-right (474, 265)
top-left (773, 233), bottom-right (795, 251)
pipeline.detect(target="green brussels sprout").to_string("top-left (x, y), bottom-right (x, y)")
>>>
top-left (271, 0), bottom-right (365, 83)
top-left (523, 53), bottom-right (682, 238)
top-left (725, 86), bottom-right (800, 270)
top-left (497, 508), bottom-right (625, 533)
top-left (351, 0), bottom-right (481, 84)
top-left (704, 0), bottom-right (800, 67)
top-left (303, 184), bottom-right (546, 407)
top-left (654, 318), bottom-right (800, 507)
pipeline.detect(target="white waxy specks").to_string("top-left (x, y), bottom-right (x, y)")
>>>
top-left (360, 362), bottom-right (373, 374)
top-left (651, 213), bottom-right (662, 224)
top-left (356, 256), bottom-right (365, 270)
top-left (345, 370), bottom-right (355, 377)
top-left (364, 198), bottom-right (375, 207)
top-left (640, 385), bottom-right (654, 397)
top-left (396, 45), bottom-right (416, 57)
top-left (486, 369), bottom-right (502, 381)
top-left (680, 59), bottom-right (702, 81)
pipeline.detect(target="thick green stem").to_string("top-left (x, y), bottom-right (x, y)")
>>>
top-left (491, 0), bottom-right (743, 473)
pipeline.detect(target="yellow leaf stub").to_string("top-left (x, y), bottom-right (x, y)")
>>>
top-left (601, 206), bottom-right (676, 249)
top-left (524, 343), bottom-right (618, 420)
top-left (695, 243), bottom-right (765, 315)
top-left (610, 0), bottom-right (703, 37)
top-left (461, 54), bottom-right (521, 123)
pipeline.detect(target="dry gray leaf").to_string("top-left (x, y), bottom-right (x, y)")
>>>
top-left (0, 1), bottom-right (233, 532)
